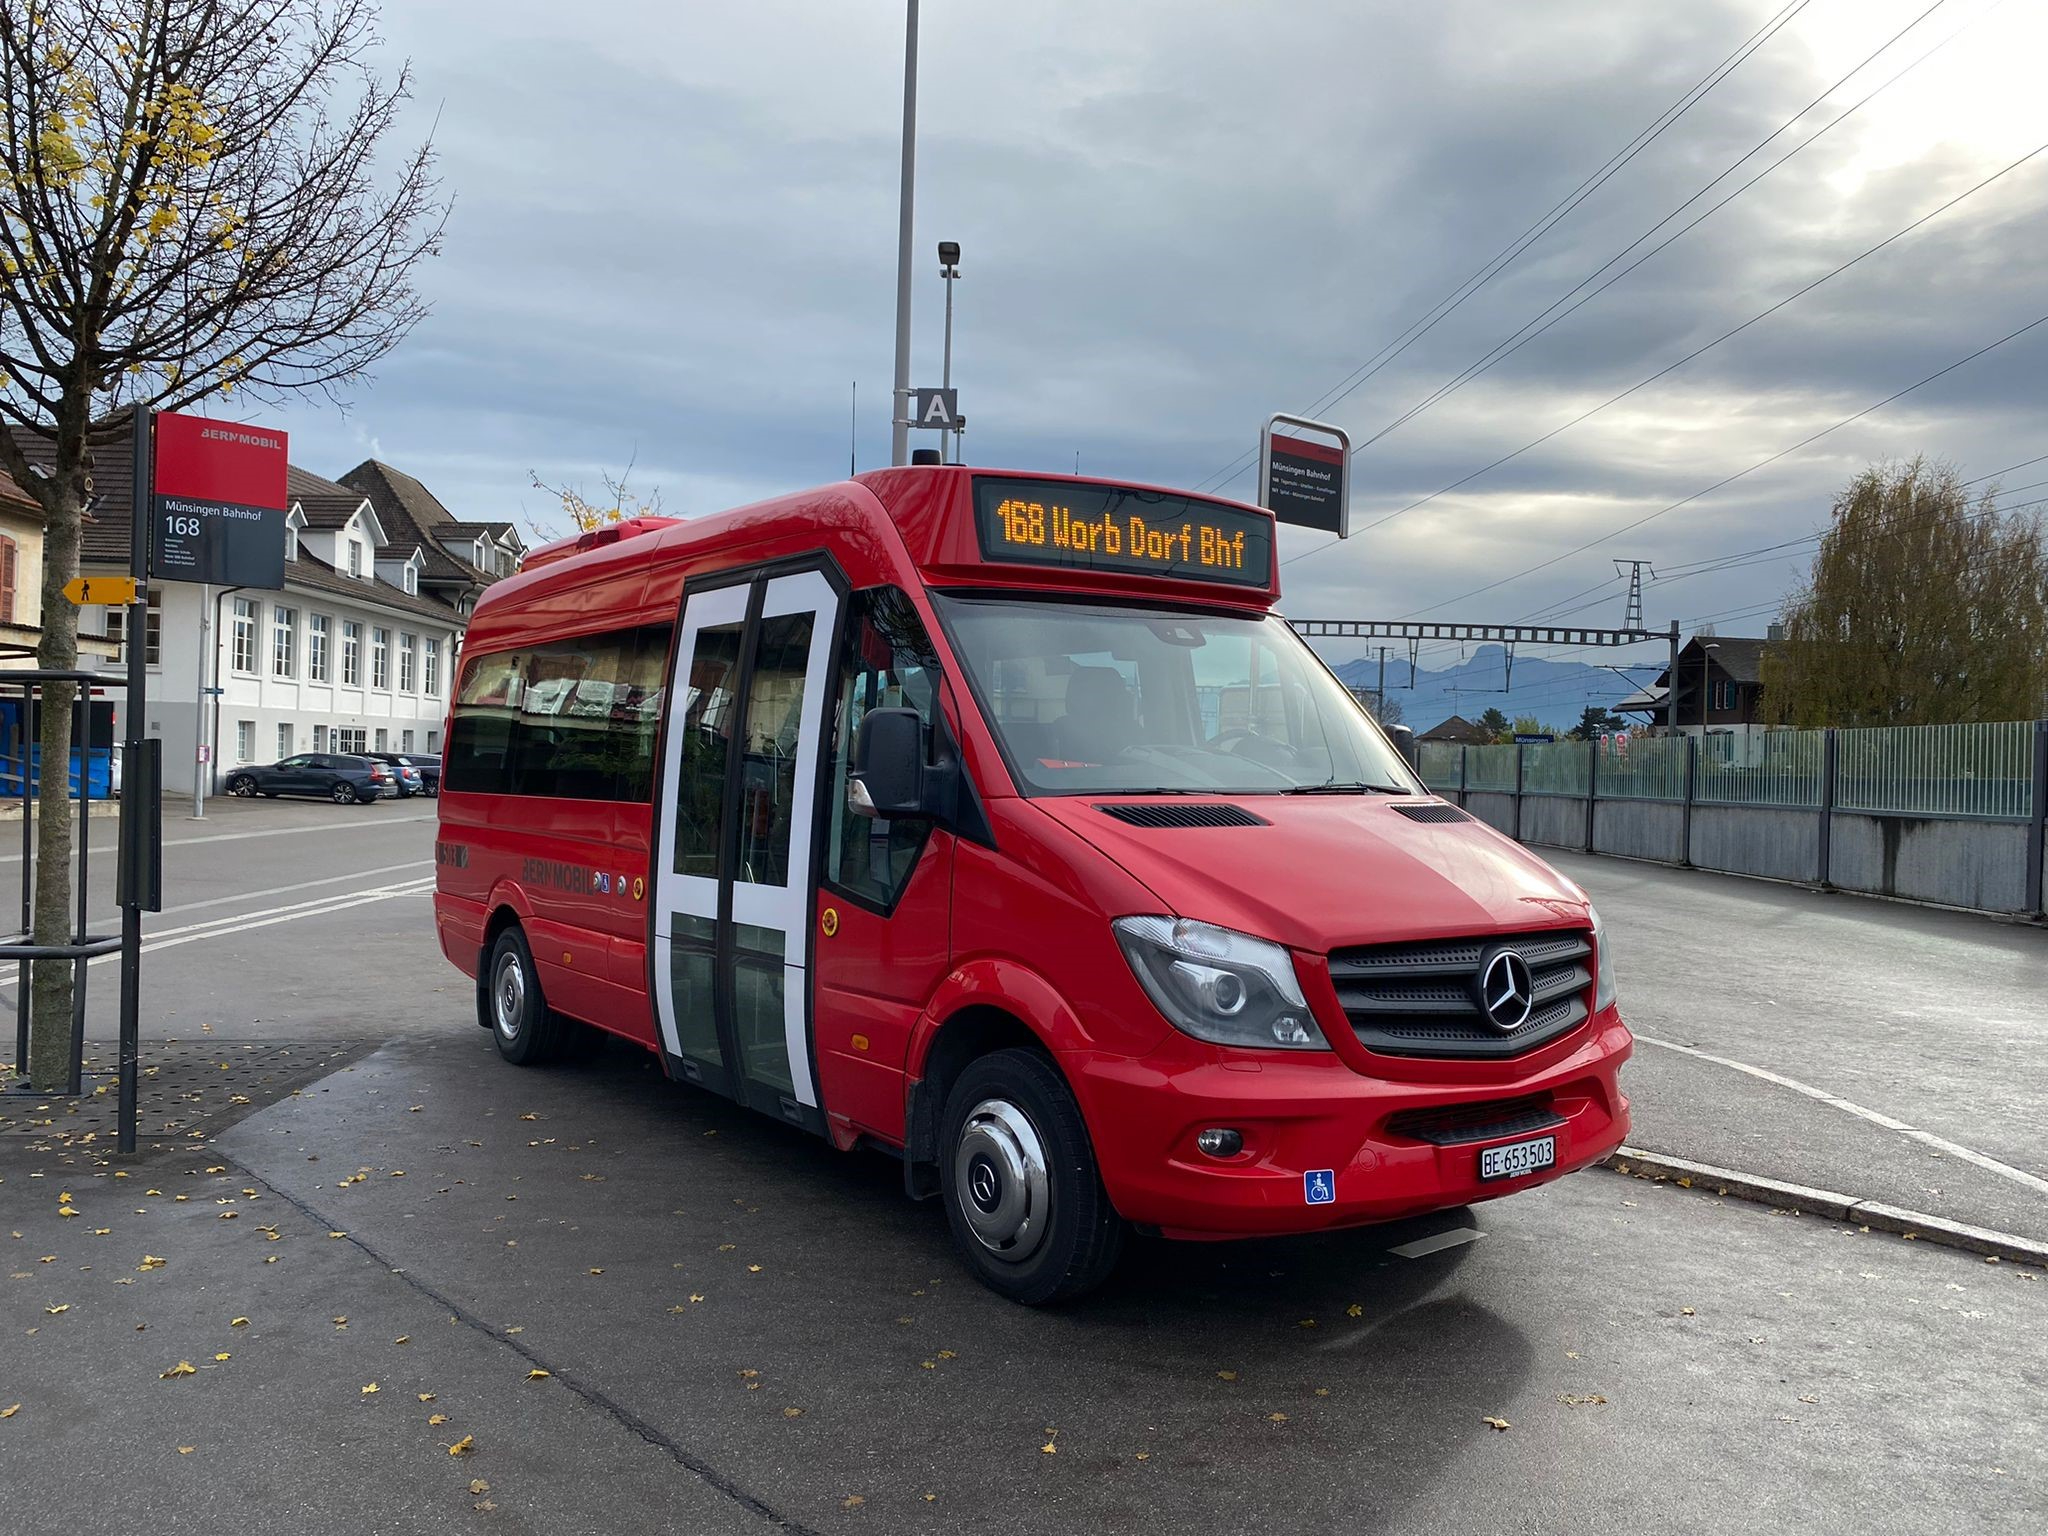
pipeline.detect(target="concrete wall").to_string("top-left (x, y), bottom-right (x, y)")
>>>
top-left (1520, 794), bottom-right (1588, 851)
top-left (1463, 791), bottom-right (1515, 837)
top-left (1592, 797), bottom-right (1685, 863)
top-left (1691, 805), bottom-right (1819, 884)
top-left (1828, 813), bottom-right (2033, 914)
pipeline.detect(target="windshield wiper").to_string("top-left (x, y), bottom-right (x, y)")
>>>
top-left (1281, 782), bottom-right (1412, 795)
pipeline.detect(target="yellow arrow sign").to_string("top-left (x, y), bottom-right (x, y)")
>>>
top-left (62, 575), bottom-right (140, 606)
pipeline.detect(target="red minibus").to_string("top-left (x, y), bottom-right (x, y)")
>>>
top-left (434, 467), bottom-right (1631, 1302)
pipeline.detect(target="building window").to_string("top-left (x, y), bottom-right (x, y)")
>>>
top-left (398, 632), bottom-right (416, 692)
top-left (374, 727), bottom-right (388, 752)
top-left (231, 598), bottom-right (258, 673)
top-left (235, 720), bottom-right (254, 763)
top-left (313, 724), bottom-right (328, 751)
top-left (0, 535), bottom-right (15, 623)
top-left (285, 524), bottom-right (299, 562)
top-left (348, 540), bottom-right (363, 577)
top-left (426, 729), bottom-right (439, 753)
top-left (341, 621), bottom-right (362, 686)
top-left (335, 727), bottom-right (367, 755)
top-left (106, 587), bottom-right (163, 666)
top-left (308, 614), bottom-right (330, 682)
top-left (423, 636), bottom-right (441, 696)
top-left (403, 565), bottom-right (417, 595)
top-left (371, 627), bottom-right (390, 690)
top-left (401, 729), bottom-right (415, 752)
top-left (277, 722), bottom-right (293, 759)
top-left (272, 605), bottom-right (297, 677)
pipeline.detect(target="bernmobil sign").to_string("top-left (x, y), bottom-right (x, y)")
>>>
top-left (150, 411), bottom-right (288, 588)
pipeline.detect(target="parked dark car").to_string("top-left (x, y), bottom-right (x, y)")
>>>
top-left (399, 753), bottom-right (442, 796)
top-left (223, 753), bottom-right (392, 805)
top-left (365, 752), bottom-right (426, 797)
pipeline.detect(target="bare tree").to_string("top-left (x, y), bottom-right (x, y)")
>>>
top-left (0, 0), bottom-right (443, 1087)
top-left (1761, 460), bottom-right (2048, 727)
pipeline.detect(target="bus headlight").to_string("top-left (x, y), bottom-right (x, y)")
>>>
top-left (1113, 917), bottom-right (1327, 1051)
top-left (1589, 904), bottom-right (1617, 1012)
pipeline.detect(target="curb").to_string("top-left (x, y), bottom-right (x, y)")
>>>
top-left (1602, 1145), bottom-right (2048, 1268)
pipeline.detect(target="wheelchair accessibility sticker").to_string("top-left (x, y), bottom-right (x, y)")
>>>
top-left (1304, 1169), bottom-right (1335, 1205)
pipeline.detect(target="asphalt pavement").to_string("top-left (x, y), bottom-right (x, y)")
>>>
top-left (2, 802), bottom-right (2043, 1534)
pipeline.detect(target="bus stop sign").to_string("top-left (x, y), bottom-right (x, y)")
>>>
top-left (1259, 414), bottom-right (1351, 537)
top-left (150, 411), bottom-right (288, 587)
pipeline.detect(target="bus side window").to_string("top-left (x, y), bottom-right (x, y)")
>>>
top-left (827, 588), bottom-right (940, 908)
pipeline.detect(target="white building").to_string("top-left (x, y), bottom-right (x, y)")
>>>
top-left (63, 443), bottom-right (521, 796)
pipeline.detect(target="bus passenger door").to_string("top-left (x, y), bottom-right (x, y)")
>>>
top-left (652, 567), bottom-right (841, 1134)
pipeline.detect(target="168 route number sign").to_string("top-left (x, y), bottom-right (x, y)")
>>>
top-left (150, 410), bottom-right (288, 588)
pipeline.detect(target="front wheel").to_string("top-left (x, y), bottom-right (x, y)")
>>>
top-left (939, 1048), bottom-right (1124, 1305)
top-left (227, 776), bottom-right (258, 797)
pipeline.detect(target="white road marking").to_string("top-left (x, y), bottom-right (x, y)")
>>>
top-left (1388, 1227), bottom-right (1486, 1259)
top-left (0, 876), bottom-right (437, 991)
top-left (0, 812), bottom-right (436, 864)
top-left (1634, 1033), bottom-right (2048, 1198)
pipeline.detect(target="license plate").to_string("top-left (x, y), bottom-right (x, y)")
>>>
top-left (1478, 1134), bottom-right (1556, 1182)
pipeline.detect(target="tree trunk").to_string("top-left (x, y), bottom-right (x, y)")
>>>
top-left (28, 458), bottom-right (85, 1091)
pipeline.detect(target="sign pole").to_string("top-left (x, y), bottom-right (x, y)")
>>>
top-left (191, 583), bottom-right (208, 819)
top-left (117, 403), bottom-right (150, 1155)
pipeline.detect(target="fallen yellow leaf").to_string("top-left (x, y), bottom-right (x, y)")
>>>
top-left (1267, 1412), bottom-right (1289, 1424)
top-left (360, 1383), bottom-right (379, 1395)
top-left (418, 1394), bottom-right (436, 1402)
top-left (213, 1352), bottom-right (230, 1362)
top-left (525, 1369), bottom-right (550, 1381)
top-left (587, 1268), bottom-right (604, 1275)
top-left (842, 1496), bottom-right (864, 1509)
top-left (1041, 1441), bottom-right (1057, 1453)
top-left (1217, 1370), bottom-right (1237, 1381)
top-left (1346, 1304), bottom-right (1363, 1318)
top-left (1, 1404), bottom-right (18, 1419)
top-left (429, 1413), bottom-right (449, 1426)
top-left (44, 1304), bottom-right (68, 1315)
top-left (469, 1479), bottom-right (489, 1495)
top-left (1483, 1416), bottom-right (1511, 1431)
top-left (394, 1336), bottom-right (410, 1345)
top-left (448, 1435), bottom-right (475, 1456)
top-left (177, 1446), bottom-right (194, 1454)
top-left (138, 1256), bottom-right (166, 1271)
top-left (161, 1361), bottom-right (196, 1379)
top-left (784, 1406), bottom-right (804, 1418)
top-left (230, 1317), bottom-right (249, 1327)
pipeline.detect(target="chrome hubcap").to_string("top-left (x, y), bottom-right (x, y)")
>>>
top-left (953, 1098), bottom-right (1051, 1265)
top-left (493, 951), bottom-right (525, 1039)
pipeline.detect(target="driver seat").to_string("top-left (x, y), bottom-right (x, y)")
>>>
top-left (1055, 666), bottom-right (1137, 762)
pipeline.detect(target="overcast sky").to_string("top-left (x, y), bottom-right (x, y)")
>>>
top-left (265, 0), bottom-right (2048, 688)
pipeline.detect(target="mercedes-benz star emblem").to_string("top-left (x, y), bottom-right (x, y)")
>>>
top-left (970, 1161), bottom-right (999, 1208)
top-left (1478, 949), bottom-right (1535, 1033)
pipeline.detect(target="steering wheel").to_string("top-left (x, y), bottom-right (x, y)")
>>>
top-left (1212, 728), bottom-right (1302, 764)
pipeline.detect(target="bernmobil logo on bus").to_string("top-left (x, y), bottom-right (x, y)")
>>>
top-left (431, 463), bottom-right (1631, 1305)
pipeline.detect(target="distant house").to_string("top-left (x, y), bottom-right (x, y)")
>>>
top-left (0, 467), bottom-right (45, 662)
top-left (1419, 714), bottom-right (1492, 745)
top-left (1615, 635), bottom-right (1772, 737)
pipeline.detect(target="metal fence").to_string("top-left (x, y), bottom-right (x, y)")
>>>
top-left (1414, 717), bottom-right (2048, 918)
top-left (1834, 720), bottom-right (2035, 819)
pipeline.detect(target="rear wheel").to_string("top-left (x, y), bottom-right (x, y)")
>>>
top-left (939, 1048), bottom-right (1124, 1305)
top-left (330, 781), bottom-right (354, 804)
top-left (486, 926), bottom-right (567, 1065)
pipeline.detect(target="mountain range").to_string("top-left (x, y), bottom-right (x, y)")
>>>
top-left (1321, 643), bottom-right (1659, 735)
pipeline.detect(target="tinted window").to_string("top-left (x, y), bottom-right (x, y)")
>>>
top-left (734, 612), bottom-right (815, 889)
top-left (445, 626), bottom-right (671, 801)
top-left (671, 621), bottom-right (744, 878)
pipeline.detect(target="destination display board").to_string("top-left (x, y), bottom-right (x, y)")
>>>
top-left (972, 478), bottom-right (1274, 589)
top-left (150, 411), bottom-right (288, 588)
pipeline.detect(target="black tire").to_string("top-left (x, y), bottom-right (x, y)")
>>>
top-left (938, 1048), bottom-right (1125, 1305)
top-left (484, 926), bottom-right (567, 1066)
top-left (227, 776), bottom-right (258, 798)
top-left (330, 781), bottom-right (354, 805)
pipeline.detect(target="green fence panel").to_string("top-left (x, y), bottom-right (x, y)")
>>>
top-left (1521, 739), bottom-right (1590, 795)
top-left (1832, 720), bottom-right (2034, 820)
top-left (1463, 744), bottom-right (1518, 792)
top-left (1596, 734), bottom-right (1684, 800)
top-left (1417, 741), bottom-right (1463, 792)
top-left (1695, 728), bottom-right (1823, 808)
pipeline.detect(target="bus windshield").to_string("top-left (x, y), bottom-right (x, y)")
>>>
top-left (931, 594), bottom-right (1419, 796)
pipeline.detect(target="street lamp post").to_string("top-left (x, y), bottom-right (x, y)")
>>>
top-left (889, 0), bottom-right (920, 467)
top-left (937, 241), bottom-right (959, 463)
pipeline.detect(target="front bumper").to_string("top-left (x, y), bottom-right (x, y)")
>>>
top-left (1067, 1010), bottom-right (1633, 1239)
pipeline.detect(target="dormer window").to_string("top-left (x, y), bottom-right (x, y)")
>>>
top-left (348, 540), bottom-right (363, 577)
top-left (403, 565), bottom-right (417, 595)
top-left (473, 538), bottom-right (487, 569)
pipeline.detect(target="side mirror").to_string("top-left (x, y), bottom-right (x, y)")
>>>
top-left (850, 707), bottom-right (927, 819)
top-left (1385, 722), bottom-right (1419, 769)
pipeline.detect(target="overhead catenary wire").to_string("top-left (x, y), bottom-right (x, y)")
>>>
top-left (1187, 0), bottom-right (1815, 494)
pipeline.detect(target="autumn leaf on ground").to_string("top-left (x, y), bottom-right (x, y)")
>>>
top-left (841, 1496), bottom-right (864, 1509)
top-left (1267, 1412), bottom-right (1289, 1424)
top-left (525, 1369), bottom-right (550, 1381)
top-left (1297, 1318), bottom-right (1316, 1328)
top-left (360, 1383), bottom-right (379, 1395)
top-left (1482, 1416), bottom-right (1511, 1431)
top-left (1679, 1307), bottom-right (1696, 1317)
top-left (1346, 1304), bottom-right (1363, 1318)
top-left (177, 1446), bottom-right (193, 1454)
top-left (44, 1304), bottom-right (68, 1315)
top-left (138, 1255), bottom-right (166, 1271)
top-left (213, 1353), bottom-right (230, 1362)
top-left (469, 1479), bottom-right (489, 1495)
top-left (448, 1435), bottom-right (475, 1456)
top-left (418, 1393), bottom-right (436, 1402)
top-left (1559, 1393), bottom-right (1607, 1407)
top-left (1217, 1371), bottom-right (1238, 1381)
top-left (1, 1404), bottom-right (19, 1419)
top-left (1041, 1440), bottom-right (1057, 1453)
top-left (783, 1406), bottom-right (804, 1418)
top-left (429, 1413), bottom-right (448, 1426)
top-left (160, 1361), bottom-right (197, 1379)
top-left (230, 1317), bottom-right (249, 1328)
